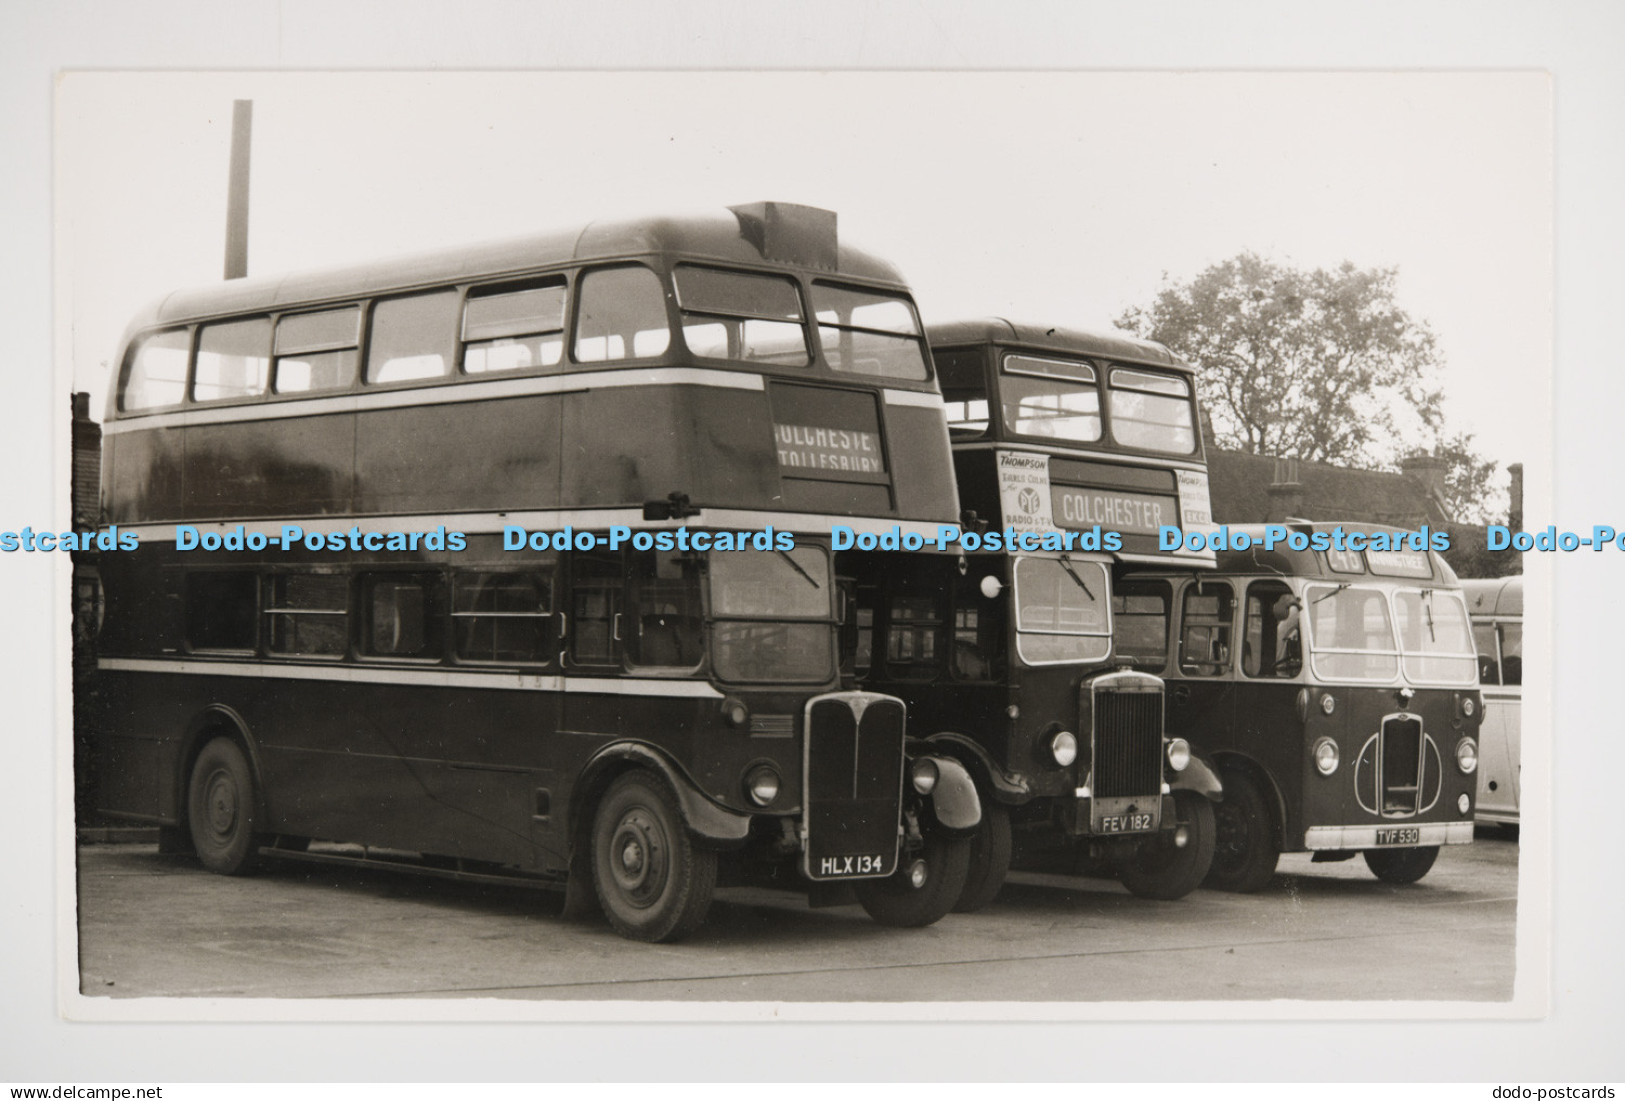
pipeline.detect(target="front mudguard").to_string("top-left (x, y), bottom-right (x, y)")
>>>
top-left (1170, 755), bottom-right (1224, 801)
top-left (912, 754), bottom-right (981, 837)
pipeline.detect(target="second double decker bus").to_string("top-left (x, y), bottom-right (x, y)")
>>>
top-left (843, 319), bottom-right (1222, 909)
top-left (91, 203), bottom-right (980, 942)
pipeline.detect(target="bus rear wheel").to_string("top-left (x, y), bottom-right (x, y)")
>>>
top-left (953, 802), bottom-right (1012, 913)
top-left (1203, 772), bottom-right (1279, 893)
top-left (1364, 845), bottom-right (1439, 884)
top-left (1118, 790), bottom-right (1216, 901)
top-left (186, 737), bottom-right (262, 876)
top-left (857, 829), bottom-right (971, 928)
top-left (590, 771), bottom-right (716, 943)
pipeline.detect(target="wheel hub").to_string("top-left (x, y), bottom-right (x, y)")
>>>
top-left (608, 809), bottom-right (668, 908)
top-left (205, 772), bottom-right (237, 835)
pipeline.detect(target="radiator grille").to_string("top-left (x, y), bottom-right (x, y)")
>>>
top-left (802, 693), bottom-right (904, 879)
top-left (1380, 714), bottom-right (1424, 815)
top-left (1092, 687), bottom-right (1163, 798)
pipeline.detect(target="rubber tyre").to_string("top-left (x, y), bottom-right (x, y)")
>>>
top-left (952, 801), bottom-right (1012, 913)
top-left (1363, 845), bottom-right (1440, 884)
top-left (590, 771), bottom-right (716, 943)
top-left (186, 737), bottom-right (262, 875)
top-left (1118, 790), bottom-right (1216, 901)
top-left (857, 831), bottom-right (972, 928)
top-left (1203, 772), bottom-right (1280, 893)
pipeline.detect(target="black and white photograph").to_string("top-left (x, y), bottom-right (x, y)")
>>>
top-left (5, 0), bottom-right (1622, 1086)
top-left (55, 68), bottom-right (1546, 1014)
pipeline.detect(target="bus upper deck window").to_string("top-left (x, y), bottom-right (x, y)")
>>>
top-left (1107, 367), bottom-right (1196, 454)
top-left (366, 291), bottom-right (459, 385)
top-left (193, 318), bottom-right (271, 403)
top-left (935, 349), bottom-right (991, 436)
top-left (1000, 355), bottom-right (1101, 442)
top-left (674, 266), bottom-right (809, 367)
top-left (810, 283), bottom-right (929, 381)
top-left (119, 329), bottom-right (190, 412)
top-left (574, 266), bottom-right (671, 363)
top-left (275, 306), bottom-right (361, 394)
top-left (463, 281), bottom-right (567, 374)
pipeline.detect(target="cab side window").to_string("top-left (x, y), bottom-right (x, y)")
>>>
top-left (569, 551), bottom-right (624, 667)
top-left (1113, 579), bottom-right (1171, 673)
top-left (1178, 584), bottom-right (1234, 677)
top-left (1243, 580), bottom-right (1301, 678)
top-left (884, 594), bottom-right (944, 679)
top-left (626, 551), bottom-right (703, 671)
top-left (1472, 622), bottom-right (1500, 685)
top-left (1498, 622), bottom-right (1522, 686)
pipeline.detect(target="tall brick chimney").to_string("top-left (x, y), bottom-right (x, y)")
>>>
top-left (1401, 451), bottom-right (1450, 523)
top-left (1507, 462), bottom-right (1523, 530)
top-left (1266, 456), bottom-right (1303, 523)
top-left (1401, 452), bottom-right (1449, 497)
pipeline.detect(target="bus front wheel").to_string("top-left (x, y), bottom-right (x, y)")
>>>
top-left (857, 829), bottom-right (971, 927)
top-left (1203, 772), bottom-right (1279, 893)
top-left (186, 737), bottom-right (262, 876)
top-left (952, 801), bottom-right (1012, 913)
top-left (590, 771), bottom-right (716, 943)
top-left (1118, 790), bottom-right (1216, 901)
top-left (1364, 845), bottom-right (1439, 884)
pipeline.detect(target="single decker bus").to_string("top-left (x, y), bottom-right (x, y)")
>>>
top-left (1126, 522), bottom-right (1482, 889)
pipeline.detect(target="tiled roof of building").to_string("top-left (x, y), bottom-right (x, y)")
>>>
top-left (1207, 449), bottom-right (1451, 527)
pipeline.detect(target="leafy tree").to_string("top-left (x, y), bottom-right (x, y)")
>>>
top-left (1117, 252), bottom-right (1497, 520)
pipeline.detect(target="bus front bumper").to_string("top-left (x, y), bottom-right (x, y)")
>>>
top-left (1304, 821), bottom-right (1474, 850)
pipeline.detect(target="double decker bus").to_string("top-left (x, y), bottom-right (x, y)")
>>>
top-left (1462, 576), bottom-right (1521, 831)
top-left (842, 319), bottom-right (1222, 908)
top-left (92, 202), bottom-right (981, 942)
top-left (1128, 523), bottom-right (1482, 889)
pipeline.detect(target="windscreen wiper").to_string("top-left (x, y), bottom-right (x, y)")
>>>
top-left (1058, 554), bottom-right (1095, 600)
top-left (778, 549), bottom-right (820, 589)
top-left (1311, 583), bottom-right (1350, 606)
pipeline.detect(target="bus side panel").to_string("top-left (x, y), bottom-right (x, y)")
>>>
top-left (1476, 688), bottom-right (1520, 821)
top-left (105, 427), bottom-right (185, 526)
top-left (184, 415), bottom-right (354, 519)
top-left (247, 676), bottom-right (561, 870)
top-left (94, 672), bottom-right (174, 821)
top-left (354, 397), bottom-right (562, 515)
top-left (558, 686), bottom-right (804, 820)
top-left (681, 388), bottom-right (783, 508)
top-left (1230, 683), bottom-right (1315, 846)
top-left (883, 403), bottom-right (957, 522)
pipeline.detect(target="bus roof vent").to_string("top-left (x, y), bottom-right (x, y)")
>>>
top-left (729, 202), bottom-right (838, 271)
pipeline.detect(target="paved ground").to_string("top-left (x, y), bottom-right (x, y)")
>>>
top-left (75, 830), bottom-right (1518, 1003)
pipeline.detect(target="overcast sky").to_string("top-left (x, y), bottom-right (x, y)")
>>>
top-left (57, 71), bottom-right (1549, 485)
